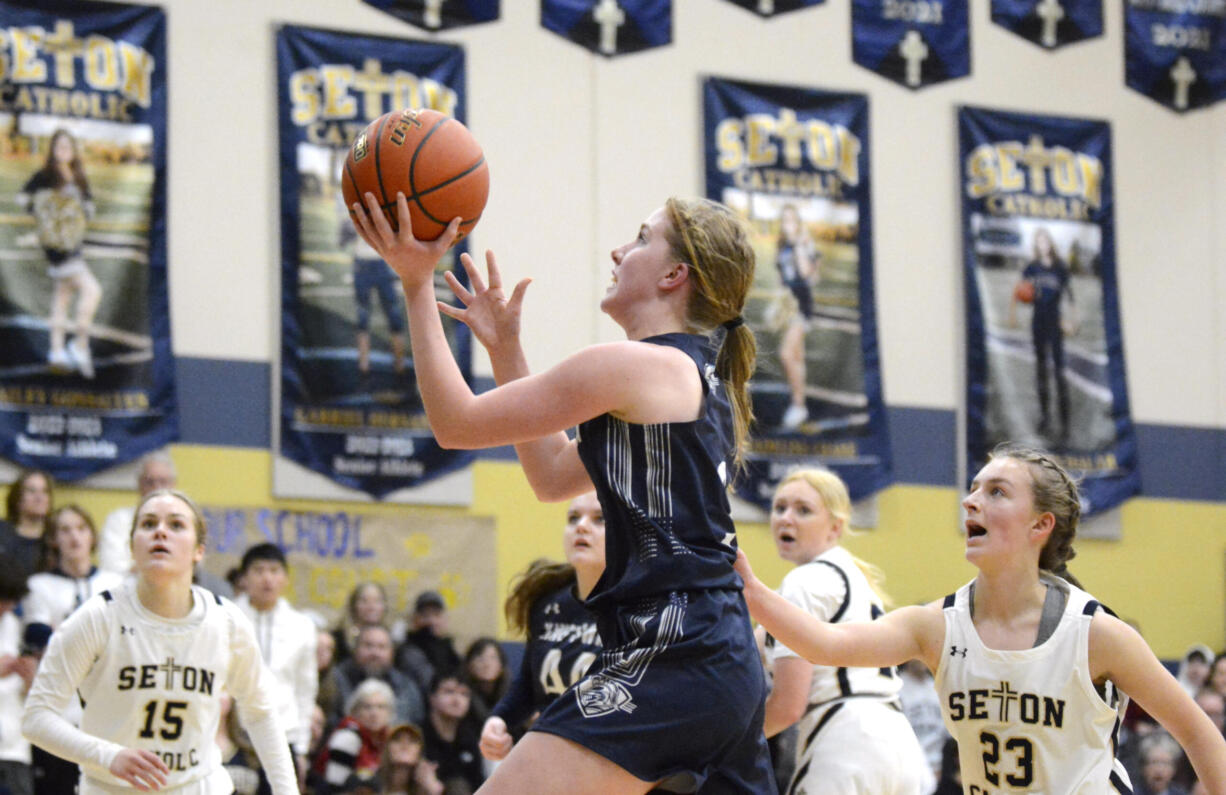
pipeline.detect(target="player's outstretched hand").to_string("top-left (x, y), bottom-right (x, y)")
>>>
top-left (109, 748), bottom-right (169, 791)
top-left (479, 715), bottom-right (514, 761)
top-left (733, 549), bottom-right (762, 591)
top-left (351, 191), bottom-right (459, 293)
top-left (439, 250), bottom-right (531, 355)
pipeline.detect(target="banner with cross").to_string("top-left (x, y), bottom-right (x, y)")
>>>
top-left (1124, 0), bottom-right (1226, 112)
top-left (851, 0), bottom-right (970, 89)
top-left (703, 76), bottom-right (892, 508)
top-left (276, 25), bottom-right (476, 497)
top-left (360, 0), bottom-right (499, 33)
top-left (541, 0), bottom-right (672, 57)
top-left (0, 0), bottom-right (178, 480)
top-left (991, 0), bottom-right (1103, 49)
top-left (717, 0), bottom-right (825, 18)
top-left (959, 106), bottom-right (1139, 518)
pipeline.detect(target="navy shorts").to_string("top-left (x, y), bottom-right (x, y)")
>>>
top-left (531, 588), bottom-right (776, 794)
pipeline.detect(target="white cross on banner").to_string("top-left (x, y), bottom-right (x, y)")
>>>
top-left (541, 0), bottom-right (672, 57)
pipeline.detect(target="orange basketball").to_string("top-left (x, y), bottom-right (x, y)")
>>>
top-left (1013, 279), bottom-right (1035, 304)
top-left (342, 108), bottom-right (489, 244)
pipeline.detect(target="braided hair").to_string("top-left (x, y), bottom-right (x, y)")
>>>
top-left (990, 443), bottom-right (1083, 588)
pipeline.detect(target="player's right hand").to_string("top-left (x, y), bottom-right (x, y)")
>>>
top-left (109, 748), bottom-right (170, 791)
top-left (439, 250), bottom-right (531, 358)
top-left (479, 715), bottom-right (513, 761)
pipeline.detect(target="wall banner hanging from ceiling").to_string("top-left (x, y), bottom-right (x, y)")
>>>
top-left (851, 0), bottom-right (970, 89)
top-left (277, 25), bottom-right (475, 497)
top-left (703, 76), bottom-right (892, 508)
top-left (991, 0), bottom-right (1103, 49)
top-left (718, 0), bottom-right (825, 17)
top-left (0, 0), bottom-right (177, 480)
top-left (541, 0), bottom-right (672, 56)
top-left (1124, 0), bottom-right (1226, 112)
top-left (960, 106), bottom-right (1140, 517)
top-left (360, 0), bottom-right (499, 32)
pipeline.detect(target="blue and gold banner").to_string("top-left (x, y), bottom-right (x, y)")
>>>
top-left (852, 0), bottom-right (970, 89)
top-left (1125, 0), bottom-right (1226, 112)
top-left (0, 0), bottom-right (175, 480)
top-left (361, 0), bottom-right (499, 33)
top-left (853, 0), bottom-right (966, 89)
top-left (703, 77), bottom-right (891, 506)
top-left (541, 0), bottom-right (671, 57)
top-left (277, 25), bottom-right (474, 497)
top-left (992, 0), bottom-right (1102, 49)
top-left (960, 106), bottom-right (1139, 516)
top-left (719, 0), bottom-right (824, 17)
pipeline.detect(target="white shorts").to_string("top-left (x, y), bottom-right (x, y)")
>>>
top-left (48, 254), bottom-right (90, 280)
top-left (789, 698), bottom-right (935, 795)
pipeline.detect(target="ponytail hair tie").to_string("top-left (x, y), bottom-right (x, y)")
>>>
top-left (721, 316), bottom-right (745, 331)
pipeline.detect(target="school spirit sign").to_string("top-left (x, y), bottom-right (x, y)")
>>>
top-left (277, 25), bottom-right (474, 497)
top-left (703, 77), bottom-right (891, 507)
top-left (0, 0), bottom-right (176, 480)
top-left (959, 107), bottom-right (1139, 516)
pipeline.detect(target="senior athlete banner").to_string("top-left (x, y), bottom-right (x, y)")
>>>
top-left (0, 0), bottom-right (175, 480)
top-left (720, 0), bottom-right (825, 16)
top-left (960, 107), bottom-right (1139, 516)
top-left (1125, 0), bottom-right (1226, 112)
top-left (541, 0), bottom-right (672, 57)
top-left (852, 0), bottom-right (970, 89)
top-left (277, 25), bottom-right (474, 498)
top-left (704, 77), bottom-right (890, 507)
top-left (361, 0), bottom-right (499, 32)
top-left (992, 0), bottom-right (1103, 48)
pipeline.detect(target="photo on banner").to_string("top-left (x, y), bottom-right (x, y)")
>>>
top-left (960, 106), bottom-right (1140, 517)
top-left (0, 0), bottom-right (175, 481)
top-left (703, 77), bottom-right (890, 508)
top-left (277, 25), bottom-right (474, 499)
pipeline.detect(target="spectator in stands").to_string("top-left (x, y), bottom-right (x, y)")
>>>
top-left (1206, 653), bottom-right (1226, 701)
top-left (422, 671), bottom-right (484, 794)
top-left (317, 627), bottom-right (342, 721)
top-left (0, 565), bottom-right (34, 795)
top-left (397, 591), bottom-right (460, 695)
top-left (234, 542), bottom-right (318, 788)
top-left (23, 505), bottom-right (124, 630)
top-left (216, 693), bottom-right (265, 795)
top-left (317, 679), bottom-right (396, 792)
top-left (96, 451), bottom-right (175, 576)
top-left (335, 582), bottom-right (391, 663)
top-left (1135, 731), bottom-right (1189, 795)
top-left (376, 723), bottom-right (442, 795)
top-left (1195, 688), bottom-right (1226, 736)
top-left (1178, 645), bottom-right (1215, 698)
top-left (331, 624), bottom-right (425, 727)
top-left (0, 470), bottom-right (53, 583)
top-left (461, 638), bottom-right (507, 719)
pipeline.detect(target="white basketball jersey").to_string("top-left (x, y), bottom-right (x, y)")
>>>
top-left (25, 583), bottom-right (283, 794)
top-left (935, 577), bottom-right (1131, 794)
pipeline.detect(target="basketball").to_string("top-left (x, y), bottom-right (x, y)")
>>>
top-left (342, 108), bottom-right (489, 244)
top-left (1013, 279), bottom-right (1035, 304)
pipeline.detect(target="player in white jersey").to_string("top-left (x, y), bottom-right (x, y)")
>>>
top-left (22, 489), bottom-right (297, 794)
top-left (736, 445), bottom-right (1226, 794)
top-left (23, 505), bottom-right (125, 629)
top-left (763, 469), bottom-right (931, 795)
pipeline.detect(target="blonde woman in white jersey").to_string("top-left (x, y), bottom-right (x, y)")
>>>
top-left (764, 468), bottom-right (930, 795)
top-left (22, 490), bottom-right (297, 794)
top-left (736, 445), bottom-right (1226, 794)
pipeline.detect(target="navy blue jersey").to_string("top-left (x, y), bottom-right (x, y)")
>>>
top-left (776, 241), bottom-right (816, 320)
top-left (1022, 259), bottom-right (1071, 330)
top-left (493, 582), bottom-right (600, 728)
top-left (576, 332), bottom-right (740, 614)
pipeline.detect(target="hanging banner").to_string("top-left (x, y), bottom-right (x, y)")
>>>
top-left (541, 0), bottom-right (672, 57)
top-left (851, 0), bottom-right (970, 89)
top-left (703, 77), bottom-right (891, 507)
top-left (0, 0), bottom-right (175, 480)
top-left (277, 25), bottom-right (474, 498)
top-left (991, 0), bottom-right (1103, 49)
top-left (360, 0), bottom-right (499, 33)
top-left (960, 106), bottom-right (1139, 516)
top-left (1125, 0), bottom-right (1226, 112)
top-left (719, 0), bottom-right (824, 17)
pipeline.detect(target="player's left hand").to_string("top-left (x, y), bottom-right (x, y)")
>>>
top-left (351, 191), bottom-right (459, 293)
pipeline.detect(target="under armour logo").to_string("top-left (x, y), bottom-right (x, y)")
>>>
top-left (950, 645), bottom-right (967, 658)
top-left (120, 626), bottom-right (135, 635)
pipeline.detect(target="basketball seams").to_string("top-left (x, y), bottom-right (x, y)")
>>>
top-left (372, 112), bottom-right (394, 211)
top-left (412, 157), bottom-right (487, 228)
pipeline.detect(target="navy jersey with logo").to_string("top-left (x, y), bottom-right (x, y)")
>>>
top-left (1022, 260), bottom-right (1071, 333)
top-left (576, 332), bottom-right (740, 613)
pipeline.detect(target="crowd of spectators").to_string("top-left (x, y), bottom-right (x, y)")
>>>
top-left (3, 458), bottom-right (1226, 794)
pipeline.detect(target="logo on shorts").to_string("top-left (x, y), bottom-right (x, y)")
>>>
top-left (575, 675), bottom-right (636, 718)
